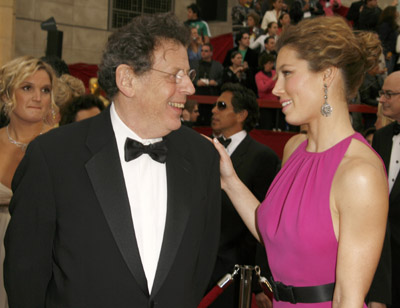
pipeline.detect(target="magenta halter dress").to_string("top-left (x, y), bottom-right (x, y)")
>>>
top-left (257, 133), bottom-right (370, 307)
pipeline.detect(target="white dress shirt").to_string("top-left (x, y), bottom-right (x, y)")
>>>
top-left (389, 134), bottom-right (400, 193)
top-left (110, 103), bottom-right (167, 293)
top-left (225, 130), bottom-right (247, 156)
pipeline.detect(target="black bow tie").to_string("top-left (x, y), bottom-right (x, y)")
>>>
top-left (394, 122), bottom-right (400, 136)
top-left (124, 138), bottom-right (168, 163)
top-left (218, 137), bottom-right (232, 148)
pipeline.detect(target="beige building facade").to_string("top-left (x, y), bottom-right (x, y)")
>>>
top-left (0, 0), bottom-right (395, 67)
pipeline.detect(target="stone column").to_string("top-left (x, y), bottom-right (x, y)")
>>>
top-left (0, 0), bottom-right (15, 67)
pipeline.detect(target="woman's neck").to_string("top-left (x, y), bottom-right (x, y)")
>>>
top-left (7, 120), bottom-right (45, 145)
top-left (306, 103), bottom-right (355, 152)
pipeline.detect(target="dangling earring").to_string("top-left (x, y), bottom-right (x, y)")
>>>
top-left (321, 84), bottom-right (333, 117)
top-left (51, 104), bottom-right (56, 120)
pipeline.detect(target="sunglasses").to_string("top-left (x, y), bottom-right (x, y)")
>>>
top-left (213, 101), bottom-right (227, 110)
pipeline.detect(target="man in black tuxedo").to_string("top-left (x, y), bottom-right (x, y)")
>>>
top-left (4, 13), bottom-right (221, 308)
top-left (372, 71), bottom-right (400, 307)
top-left (208, 83), bottom-right (280, 308)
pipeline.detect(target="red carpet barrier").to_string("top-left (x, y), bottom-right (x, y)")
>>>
top-left (188, 95), bottom-right (378, 113)
top-left (210, 33), bottom-right (234, 64)
top-left (68, 63), bottom-right (99, 90)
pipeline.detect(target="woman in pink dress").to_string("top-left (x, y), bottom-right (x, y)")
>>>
top-left (212, 16), bottom-right (388, 307)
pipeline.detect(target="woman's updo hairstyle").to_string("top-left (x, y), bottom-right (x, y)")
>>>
top-left (276, 16), bottom-right (382, 102)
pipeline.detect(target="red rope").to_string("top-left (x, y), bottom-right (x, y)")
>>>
top-left (198, 283), bottom-right (231, 308)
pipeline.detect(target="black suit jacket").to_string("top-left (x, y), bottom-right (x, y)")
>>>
top-left (209, 134), bottom-right (280, 307)
top-left (372, 123), bottom-right (400, 305)
top-left (5, 108), bottom-right (221, 308)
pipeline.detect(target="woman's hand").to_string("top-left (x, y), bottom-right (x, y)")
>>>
top-left (211, 137), bottom-right (237, 190)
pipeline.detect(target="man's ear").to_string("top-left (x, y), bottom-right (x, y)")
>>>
top-left (237, 109), bottom-right (248, 124)
top-left (115, 64), bottom-right (136, 97)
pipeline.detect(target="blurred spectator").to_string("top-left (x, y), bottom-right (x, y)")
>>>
top-left (253, 0), bottom-right (265, 15)
top-left (184, 3), bottom-right (211, 44)
top-left (40, 55), bottom-right (70, 77)
top-left (277, 12), bottom-right (291, 35)
top-left (222, 51), bottom-right (257, 94)
top-left (190, 43), bottom-right (223, 96)
top-left (223, 31), bottom-right (258, 71)
top-left (59, 94), bottom-right (104, 126)
top-left (250, 21), bottom-right (278, 53)
top-left (256, 54), bottom-right (277, 100)
top-left (232, 0), bottom-right (257, 35)
top-left (359, 64), bottom-right (384, 129)
top-left (261, 0), bottom-right (271, 15)
top-left (377, 5), bottom-right (399, 74)
top-left (54, 74), bottom-right (85, 108)
top-left (358, 0), bottom-right (382, 31)
top-left (258, 36), bottom-right (277, 68)
top-left (181, 100), bottom-right (200, 128)
top-left (187, 27), bottom-right (203, 62)
top-left (256, 53), bottom-right (279, 129)
top-left (53, 74), bottom-right (86, 124)
top-left (289, 0), bottom-right (324, 24)
top-left (247, 12), bottom-right (263, 44)
top-left (375, 102), bottom-right (394, 129)
top-left (261, 0), bottom-right (287, 30)
top-left (346, 0), bottom-right (364, 28)
top-left (319, 0), bottom-right (341, 16)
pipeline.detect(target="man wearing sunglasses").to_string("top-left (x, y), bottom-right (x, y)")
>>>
top-left (372, 71), bottom-right (400, 308)
top-left (208, 83), bottom-right (280, 308)
top-left (5, 13), bottom-right (221, 308)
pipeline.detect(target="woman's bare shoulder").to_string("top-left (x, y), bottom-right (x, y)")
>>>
top-left (282, 133), bottom-right (307, 166)
top-left (334, 138), bottom-right (388, 213)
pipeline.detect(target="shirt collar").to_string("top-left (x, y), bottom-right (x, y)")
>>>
top-left (224, 130), bottom-right (247, 156)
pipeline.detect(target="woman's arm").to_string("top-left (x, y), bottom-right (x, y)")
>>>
top-left (212, 138), bottom-right (261, 240)
top-left (332, 146), bottom-right (388, 307)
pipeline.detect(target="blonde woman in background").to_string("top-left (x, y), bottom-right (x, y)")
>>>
top-left (0, 56), bottom-right (57, 308)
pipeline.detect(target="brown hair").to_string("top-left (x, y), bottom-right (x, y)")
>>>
top-left (54, 74), bottom-right (85, 108)
top-left (276, 16), bottom-right (382, 102)
top-left (247, 12), bottom-right (261, 26)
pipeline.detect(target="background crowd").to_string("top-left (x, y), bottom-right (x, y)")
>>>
top-left (0, 1), bottom-right (399, 308)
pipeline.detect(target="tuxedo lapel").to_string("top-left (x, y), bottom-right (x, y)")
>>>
top-left (151, 130), bottom-right (192, 296)
top-left (230, 134), bottom-right (251, 169)
top-left (379, 124), bottom-right (394, 171)
top-left (377, 123), bottom-right (400, 202)
top-left (84, 109), bottom-right (148, 295)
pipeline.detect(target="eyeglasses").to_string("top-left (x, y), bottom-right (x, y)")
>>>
top-left (150, 68), bottom-right (196, 84)
top-left (213, 101), bottom-right (227, 110)
top-left (379, 90), bottom-right (400, 99)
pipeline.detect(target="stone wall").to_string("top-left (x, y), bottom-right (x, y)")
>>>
top-left (0, 0), bottom-right (15, 67)
top-left (3, 0), bottom-right (398, 67)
